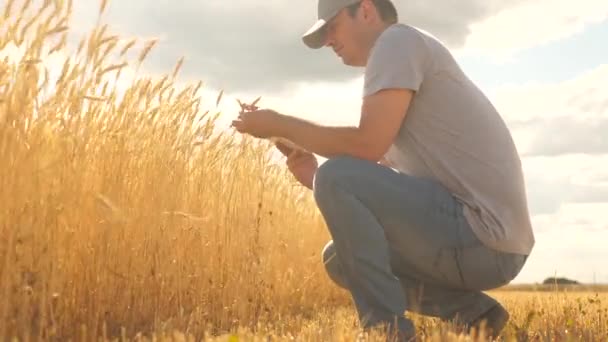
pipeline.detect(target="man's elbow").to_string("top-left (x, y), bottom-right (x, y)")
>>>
top-left (350, 141), bottom-right (389, 163)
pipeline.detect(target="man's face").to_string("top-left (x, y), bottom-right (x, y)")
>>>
top-left (323, 6), bottom-right (367, 67)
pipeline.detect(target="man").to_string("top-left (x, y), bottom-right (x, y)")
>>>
top-left (231, 0), bottom-right (534, 340)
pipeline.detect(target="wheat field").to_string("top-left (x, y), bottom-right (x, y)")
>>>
top-left (1, 1), bottom-right (606, 341)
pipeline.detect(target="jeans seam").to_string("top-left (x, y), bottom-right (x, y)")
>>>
top-left (433, 248), bottom-right (449, 283)
top-left (454, 248), bottom-right (466, 287)
top-left (494, 251), bottom-right (509, 284)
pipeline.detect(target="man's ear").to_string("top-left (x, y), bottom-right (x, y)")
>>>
top-left (361, 0), bottom-right (373, 21)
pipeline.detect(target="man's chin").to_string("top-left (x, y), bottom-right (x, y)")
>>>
top-left (340, 56), bottom-right (353, 66)
top-left (341, 58), bottom-right (361, 67)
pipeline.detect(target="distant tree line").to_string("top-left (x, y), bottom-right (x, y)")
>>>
top-left (543, 277), bottom-right (580, 285)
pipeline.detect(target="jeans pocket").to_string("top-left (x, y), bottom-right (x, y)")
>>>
top-left (454, 202), bottom-right (484, 249)
top-left (451, 245), bottom-right (517, 291)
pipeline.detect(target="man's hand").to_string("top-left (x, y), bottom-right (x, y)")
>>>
top-left (275, 141), bottom-right (318, 190)
top-left (231, 109), bottom-right (282, 139)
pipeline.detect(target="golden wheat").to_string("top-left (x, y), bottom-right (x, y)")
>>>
top-left (0, 0), bottom-right (335, 340)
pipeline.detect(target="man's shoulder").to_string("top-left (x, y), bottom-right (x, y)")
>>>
top-left (371, 23), bottom-right (448, 62)
top-left (370, 24), bottom-right (427, 59)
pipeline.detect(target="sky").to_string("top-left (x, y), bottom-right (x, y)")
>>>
top-left (13, 0), bottom-right (608, 284)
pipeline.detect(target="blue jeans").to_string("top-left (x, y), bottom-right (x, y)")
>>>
top-left (313, 156), bottom-right (527, 337)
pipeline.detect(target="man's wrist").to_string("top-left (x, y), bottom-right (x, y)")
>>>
top-left (273, 112), bottom-right (291, 138)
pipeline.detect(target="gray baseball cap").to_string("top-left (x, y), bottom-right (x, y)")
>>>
top-left (302, 0), bottom-right (362, 49)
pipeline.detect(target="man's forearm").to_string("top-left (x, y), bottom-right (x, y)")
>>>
top-left (275, 113), bottom-right (379, 161)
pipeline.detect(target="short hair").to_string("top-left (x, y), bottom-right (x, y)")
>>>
top-left (346, 0), bottom-right (398, 24)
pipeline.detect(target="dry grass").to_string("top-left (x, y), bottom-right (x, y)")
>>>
top-left (500, 284), bottom-right (608, 293)
top-left (1, 1), bottom-right (607, 341)
top-left (201, 291), bottom-right (608, 342)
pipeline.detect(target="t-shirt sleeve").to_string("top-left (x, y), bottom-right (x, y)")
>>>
top-left (363, 27), bottom-right (429, 97)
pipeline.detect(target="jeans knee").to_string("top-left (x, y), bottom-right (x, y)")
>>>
top-left (322, 240), bottom-right (349, 289)
top-left (314, 155), bottom-right (350, 186)
top-left (313, 156), bottom-right (361, 204)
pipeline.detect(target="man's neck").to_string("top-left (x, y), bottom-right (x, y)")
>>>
top-left (363, 22), bottom-right (395, 64)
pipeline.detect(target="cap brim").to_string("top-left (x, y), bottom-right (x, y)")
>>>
top-left (302, 19), bottom-right (327, 49)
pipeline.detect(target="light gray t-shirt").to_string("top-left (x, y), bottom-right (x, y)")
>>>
top-left (364, 23), bottom-right (535, 256)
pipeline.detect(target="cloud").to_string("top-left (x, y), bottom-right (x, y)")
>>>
top-left (68, 0), bottom-right (534, 94)
top-left (523, 119), bottom-right (608, 156)
top-left (493, 64), bottom-right (608, 156)
top-left (461, 0), bottom-right (608, 59)
top-left (533, 203), bottom-right (608, 233)
top-left (522, 155), bottom-right (608, 216)
top-left (512, 202), bottom-right (608, 283)
top-left (494, 64), bottom-right (608, 122)
top-left (514, 227), bottom-right (608, 284)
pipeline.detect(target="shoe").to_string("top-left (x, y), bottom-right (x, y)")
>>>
top-left (466, 304), bottom-right (510, 339)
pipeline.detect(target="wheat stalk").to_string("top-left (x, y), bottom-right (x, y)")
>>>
top-left (137, 38), bottom-right (157, 65)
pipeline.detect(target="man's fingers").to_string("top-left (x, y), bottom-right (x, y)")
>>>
top-left (286, 151), bottom-right (311, 167)
top-left (286, 157), bottom-right (300, 169)
top-left (231, 120), bottom-right (242, 129)
top-left (286, 153), bottom-right (300, 167)
top-left (275, 141), bottom-right (293, 157)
